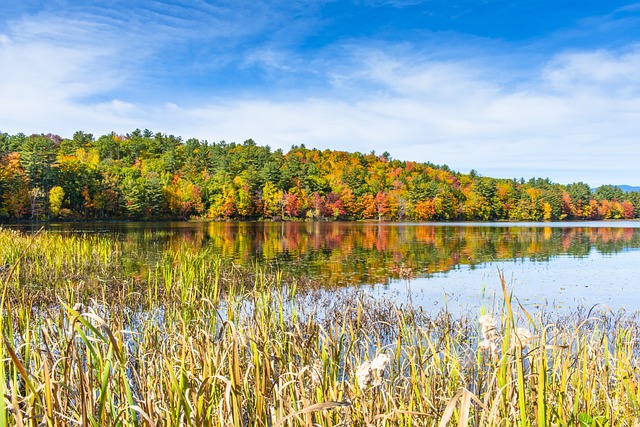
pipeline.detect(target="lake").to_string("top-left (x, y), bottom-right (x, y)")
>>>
top-left (8, 220), bottom-right (640, 313)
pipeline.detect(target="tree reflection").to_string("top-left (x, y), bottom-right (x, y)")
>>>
top-left (24, 222), bottom-right (638, 287)
top-left (159, 223), bottom-right (640, 286)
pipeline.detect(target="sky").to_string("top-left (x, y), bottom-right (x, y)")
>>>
top-left (1, 0), bottom-right (640, 187)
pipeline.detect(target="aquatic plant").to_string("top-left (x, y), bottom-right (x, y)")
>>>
top-left (0, 228), bottom-right (639, 426)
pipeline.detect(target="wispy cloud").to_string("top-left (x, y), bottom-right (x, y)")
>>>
top-left (154, 42), bottom-right (640, 185)
top-left (542, 47), bottom-right (640, 95)
top-left (617, 2), bottom-right (640, 12)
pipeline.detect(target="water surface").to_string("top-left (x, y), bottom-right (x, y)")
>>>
top-left (9, 220), bottom-right (640, 312)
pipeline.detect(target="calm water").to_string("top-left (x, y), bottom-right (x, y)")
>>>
top-left (10, 220), bottom-right (640, 312)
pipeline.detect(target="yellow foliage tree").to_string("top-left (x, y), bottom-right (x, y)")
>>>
top-left (49, 186), bottom-right (65, 217)
top-left (543, 202), bottom-right (553, 221)
top-left (262, 181), bottom-right (283, 218)
top-left (414, 199), bottom-right (435, 220)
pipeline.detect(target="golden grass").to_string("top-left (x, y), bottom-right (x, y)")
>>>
top-left (0, 228), bottom-right (639, 426)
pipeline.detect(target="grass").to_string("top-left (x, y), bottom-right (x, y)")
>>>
top-left (0, 227), bottom-right (639, 426)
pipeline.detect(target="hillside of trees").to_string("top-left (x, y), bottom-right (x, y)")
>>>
top-left (1, 130), bottom-right (638, 222)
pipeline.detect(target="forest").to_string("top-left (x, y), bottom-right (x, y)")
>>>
top-left (0, 130), bottom-right (638, 221)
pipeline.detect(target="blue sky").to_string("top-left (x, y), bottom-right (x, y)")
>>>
top-left (1, 0), bottom-right (640, 186)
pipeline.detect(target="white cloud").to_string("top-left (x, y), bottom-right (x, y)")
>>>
top-left (542, 47), bottom-right (640, 95)
top-left (152, 45), bottom-right (640, 186)
top-left (0, 11), bottom-right (151, 135)
top-left (95, 100), bottom-right (137, 115)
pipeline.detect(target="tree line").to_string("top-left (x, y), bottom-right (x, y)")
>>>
top-left (1, 130), bottom-right (638, 221)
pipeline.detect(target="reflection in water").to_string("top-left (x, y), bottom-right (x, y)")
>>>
top-left (26, 221), bottom-right (640, 287)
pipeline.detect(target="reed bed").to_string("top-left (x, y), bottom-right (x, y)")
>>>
top-left (1, 228), bottom-right (640, 426)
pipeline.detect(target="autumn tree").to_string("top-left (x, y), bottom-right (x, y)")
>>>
top-left (48, 186), bottom-right (65, 218)
top-left (1, 129), bottom-right (636, 223)
top-left (282, 191), bottom-right (301, 218)
top-left (413, 199), bottom-right (435, 220)
top-left (262, 181), bottom-right (283, 218)
top-left (164, 175), bottom-right (204, 219)
top-left (0, 152), bottom-right (29, 218)
top-left (374, 191), bottom-right (390, 221)
top-left (622, 200), bottom-right (635, 219)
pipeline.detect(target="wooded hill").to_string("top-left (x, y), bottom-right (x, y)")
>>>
top-left (1, 130), bottom-right (638, 221)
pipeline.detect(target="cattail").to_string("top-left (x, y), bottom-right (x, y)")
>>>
top-left (309, 358), bottom-right (322, 387)
top-left (370, 353), bottom-right (390, 387)
top-left (512, 327), bottom-right (534, 347)
top-left (478, 314), bottom-right (498, 341)
top-left (356, 353), bottom-right (390, 388)
top-left (356, 361), bottom-right (372, 387)
top-left (479, 339), bottom-right (497, 355)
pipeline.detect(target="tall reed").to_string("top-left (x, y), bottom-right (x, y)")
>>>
top-left (0, 228), bottom-right (639, 426)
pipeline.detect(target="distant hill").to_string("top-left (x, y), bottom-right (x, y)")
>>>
top-left (617, 185), bottom-right (640, 193)
top-left (591, 185), bottom-right (640, 193)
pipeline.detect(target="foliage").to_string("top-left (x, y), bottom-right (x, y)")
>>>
top-left (0, 130), bottom-right (638, 221)
top-left (48, 186), bottom-right (65, 218)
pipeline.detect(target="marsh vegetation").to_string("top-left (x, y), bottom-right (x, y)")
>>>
top-left (1, 228), bottom-right (639, 426)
